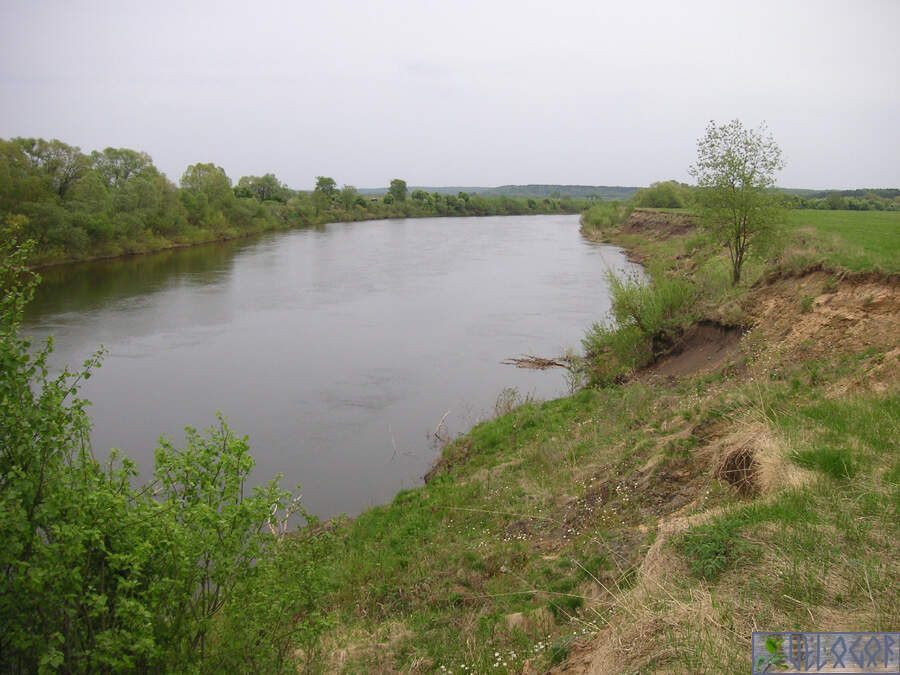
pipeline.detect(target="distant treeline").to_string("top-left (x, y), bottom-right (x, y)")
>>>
top-left (781, 187), bottom-right (900, 211)
top-left (624, 180), bottom-right (900, 212)
top-left (360, 184), bottom-right (640, 200)
top-left (0, 138), bottom-right (587, 266)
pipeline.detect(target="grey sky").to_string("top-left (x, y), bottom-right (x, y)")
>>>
top-left (1, 0), bottom-right (897, 190)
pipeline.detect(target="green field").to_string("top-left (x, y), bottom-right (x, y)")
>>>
top-left (786, 209), bottom-right (900, 273)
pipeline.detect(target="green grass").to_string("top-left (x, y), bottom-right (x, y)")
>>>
top-left (606, 208), bottom-right (900, 276)
top-left (314, 387), bottom-right (659, 671)
top-left (786, 209), bottom-right (900, 273)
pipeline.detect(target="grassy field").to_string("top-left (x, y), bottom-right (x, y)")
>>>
top-left (785, 209), bottom-right (900, 273)
top-left (289, 208), bottom-right (898, 673)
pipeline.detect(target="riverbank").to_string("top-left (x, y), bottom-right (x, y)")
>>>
top-left (296, 208), bottom-right (898, 672)
top-left (3, 136), bottom-right (595, 271)
top-left (27, 205), bottom-right (585, 270)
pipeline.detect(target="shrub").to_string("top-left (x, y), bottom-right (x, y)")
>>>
top-left (580, 201), bottom-right (632, 232)
top-left (632, 180), bottom-right (693, 209)
top-left (0, 236), bottom-right (310, 672)
top-left (582, 271), bottom-right (695, 384)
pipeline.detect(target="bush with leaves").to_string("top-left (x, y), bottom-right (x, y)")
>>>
top-left (580, 200), bottom-right (632, 233)
top-left (582, 270), bottom-right (695, 385)
top-left (0, 236), bottom-right (326, 673)
top-left (632, 181), bottom-right (694, 209)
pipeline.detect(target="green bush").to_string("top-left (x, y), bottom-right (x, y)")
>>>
top-left (582, 271), bottom-right (695, 384)
top-left (0, 237), bottom-right (321, 673)
top-left (632, 181), bottom-right (693, 209)
top-left (580, 200), bottom-right (632, 232)
top-left (210, 528), bottom-right (334, 673)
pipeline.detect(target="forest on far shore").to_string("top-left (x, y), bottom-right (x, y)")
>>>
top-left (0, 137), bottom-right (586, 266)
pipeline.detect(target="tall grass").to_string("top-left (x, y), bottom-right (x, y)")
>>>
top-left (580, 201), bottom-right (633, 233)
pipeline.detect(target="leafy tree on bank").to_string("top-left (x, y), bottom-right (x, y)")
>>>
top-left (389, 178), bottom-right (407, 203)
top-left (236, 173), bottom-right (289, 203)
top-left (91, 147), bottom-right (153, 189)
top-left (14, 138), bottom-right (91, 197)
top-left (180, 162), bottom-right (235, 230)
top-left (689, 119), bottom-right (785, 285)
top-left (313, 176), bottom-right (336, 215)
top-left (0, 136), bottom-right (590, 265)
top-left (339, 184), bottom-right (359, 211)
top-left (314, 176), bottom-right (337, 197)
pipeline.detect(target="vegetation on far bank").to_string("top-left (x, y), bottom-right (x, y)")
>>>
top-left (0, 138), bottom-right (587, 267)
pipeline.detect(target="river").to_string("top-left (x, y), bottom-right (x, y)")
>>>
top-left (23, 214), bottom-right (640, 517)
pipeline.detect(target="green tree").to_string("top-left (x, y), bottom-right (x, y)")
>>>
top-left (825, 191), bottom-right (846, 210)
top-left (339, 184), bottom-right (358, 211)
top-left (236, 173), bottom-right (287, 202)
top-left (181, 162), bottom-right (232, 201)
top-left (314, 176), bottom-right (336, 197)
top-left (689, 119), bottom-right (785, 285)
top-left (389, 178), bottom-right (407, 203)
top-left (15, 137), bottom-right (91, 197)
top-left (313, 176), bottom-right (337, 216)
top-left (181, 163), bottom-right (234, 227)
top-left (90, 147), bottom-right (153, 188)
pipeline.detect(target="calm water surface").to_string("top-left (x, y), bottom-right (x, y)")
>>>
top-left (24, 215), bottom-right (640, 517)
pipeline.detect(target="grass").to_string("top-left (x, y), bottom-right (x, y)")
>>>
top-left (315, 387), bottom-right (661, 671)
top-left (785, 209), bottom-right (900, 273)
top-left (281, 206), bottom-right (899, 672)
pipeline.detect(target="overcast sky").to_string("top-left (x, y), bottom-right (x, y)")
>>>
top-left (1, 0), bottom-right (897, 190)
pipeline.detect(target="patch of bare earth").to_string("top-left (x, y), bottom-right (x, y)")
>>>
top-left (643, 322), bottom-right (743, 381)
top-left (622, 209), bottom-right (697, 238)
top-left (745, 270), bottom-right (900, 390)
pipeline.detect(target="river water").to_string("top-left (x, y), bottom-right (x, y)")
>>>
top-left (23, 214), bottom-right (640, 517)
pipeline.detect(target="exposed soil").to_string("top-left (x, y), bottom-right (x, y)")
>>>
top-left (622, 209), bottom-right (697, 238)
top-left (643, 322), bottom-right (743, 381)
top-left (746, 270), bottom-right (899, 362)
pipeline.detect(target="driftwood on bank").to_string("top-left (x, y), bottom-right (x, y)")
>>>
top-left (502, 354), bottom-right (575, 370)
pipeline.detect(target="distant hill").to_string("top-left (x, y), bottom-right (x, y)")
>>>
top-left (358, 185), bottom-right (640, 200)
top-left (779, 187), bottom-right (899, 198)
